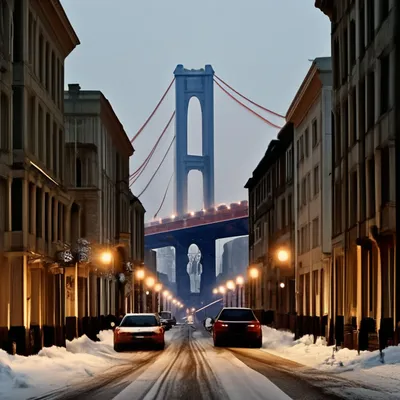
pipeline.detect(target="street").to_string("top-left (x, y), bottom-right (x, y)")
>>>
top-left (30, 325), bottom-right (393, 400)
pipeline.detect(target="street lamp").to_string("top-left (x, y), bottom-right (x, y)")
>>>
top-left (100, 251), bottom-right (114, 315)
top-left (280, 282), bottom-right (285, 288)
top-left (219, 286), bottom-right (226, 306)
top-left (277, 249), bottom-right (289, 263)
top-left (212, 288), bottom-right (218, 295)
top-left (249, 267), bottom-right (259, 309)
top-left (226, 280), bottom-right (235, 307)
top-left (236, 276), bottom-right (244, 307)
top-left (135, 268), bottom-right (145, 313)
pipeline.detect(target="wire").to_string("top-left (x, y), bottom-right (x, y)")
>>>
top-left (153, 173), bottom-right (174, 219)
top-left (136, 136), bottom-right (176, 196)
top-left (129, 111), bottom-right (175, 183)
top-left (130, 78), bottom-right (175, 143)
top-left (214, 79), bottom-right (282, 130)
top-left (214, 75), bottom-right (285, 119)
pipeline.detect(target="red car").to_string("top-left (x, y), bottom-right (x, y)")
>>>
top-left (211, 307), bottom-right (262, 348)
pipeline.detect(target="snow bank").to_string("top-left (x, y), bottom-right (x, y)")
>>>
top-left (262, 326), bottom-right (400, 396)
top-left (0, 330), bottom-right (127, 400)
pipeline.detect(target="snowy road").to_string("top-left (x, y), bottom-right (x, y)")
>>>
top-left (31, 325), bottom-right (395, 400)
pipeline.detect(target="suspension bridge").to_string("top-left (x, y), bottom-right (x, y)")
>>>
top-left (129, 65), bottom-right (284, 306)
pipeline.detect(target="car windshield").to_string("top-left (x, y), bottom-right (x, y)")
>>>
top-left (159, 312), bottom-right (172, 319)
top-left (218, 309), bottom-right (256, 322)
top-left (120, 315), bottom-right (159, 327)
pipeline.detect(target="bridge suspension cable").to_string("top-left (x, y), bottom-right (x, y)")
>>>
top-left (214, 75), bottom-right (285, 119)
top-left (129, 111), bottom-right (175, 184)
top-left (153, 172), bottom-right (174, 219)
top-left (136, 136), bottom-right (176, 196)
top-left (214, 79), bottom-right (282, 130)
top-left (130, 78), bottom-right (175, 144)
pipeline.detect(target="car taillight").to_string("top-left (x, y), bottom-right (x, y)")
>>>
top-left (155, 327), bottom-right (163, 335)
top-left (247, 322), bottom-right (261, 331)
top-left (215, 321), bottom-right (228, 329)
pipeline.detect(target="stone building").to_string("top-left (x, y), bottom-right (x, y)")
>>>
top-left (64, 84), bottom-right (138, 334)
top-left (315, 1), bottom-right (398, 349)
top-left (286, 57), bottom-right (332, 339)
top-left (245, 122), bottom-right (295, 324)
top-left (0, 0), bottom-right (80, 354)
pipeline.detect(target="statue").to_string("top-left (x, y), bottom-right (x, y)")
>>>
top-left (187, 244), bottom-right (202, 293)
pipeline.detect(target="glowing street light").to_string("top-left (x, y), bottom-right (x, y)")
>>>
top-left (136, 269), bottom-right (145, 280)
top-left (226, 280), bottom-right (235, 290)
top-left (236, 276), bottom-right (244, 285)
top-left (155, 283), bottom-right (162, 292)
top-left (249, 267), bottom-right (259, 279)
top-left (279, 282), bottom-right (285, 288)
top-left (167, 295), bottom-right (172, 300)
top-left (212, 288), bottom-right (218, 295)
top-left (163, 290), bottom-right (170, 297)
top-left (145, 276), bottom-right (155, 288)
top-left (219, 286), bottom-right (226, 294)
top-left (277, 249), bottom-right (289, 262)
top-left (172, 299), bottom-right (177, 304)
top-left (191, 307), bottom-right (196, 312)
top-left (100, 251), bottom-right (112, 264)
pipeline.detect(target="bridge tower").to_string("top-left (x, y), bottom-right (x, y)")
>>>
top-left (174, 64), bottom-right (215, 216)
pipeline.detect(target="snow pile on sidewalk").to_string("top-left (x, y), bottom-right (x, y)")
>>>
top-left (262, 326), bottom-right (400, 396)
top-left (0, 330), bottom-right (128, 400)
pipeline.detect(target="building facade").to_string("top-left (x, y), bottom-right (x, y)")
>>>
top-left (64, 84), bottom-right (135, 336)
top-left (0, 0), bottom-right (80, 355)
top-left (315, 0), bottom-right (398, 350)
top-left (286, 57), bottom-right (332, 339)
top-left (245, 123), bottom-right (295, 325)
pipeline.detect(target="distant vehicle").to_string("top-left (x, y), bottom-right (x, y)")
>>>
top-left (205, 307), bottom-right (262, 348)
top-left (113, 313), bottom-right (165, 351)
top-left (159, 311), bottom-right (176, 328)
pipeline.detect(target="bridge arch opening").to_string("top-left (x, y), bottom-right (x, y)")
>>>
top-left (187, 169), bottom-right (203, 213)
top-left (187, 96), bottom-right (202, 156)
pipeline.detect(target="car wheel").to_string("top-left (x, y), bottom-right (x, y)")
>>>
top-left (252, 338), bottom-right (262, 348)
top-left (114, 344), bottom-right (123, 352)
top-left (156, 342), bottom-right (165, 350)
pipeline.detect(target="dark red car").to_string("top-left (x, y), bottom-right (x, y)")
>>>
top-left (210, 307), bottom-right (262, 348)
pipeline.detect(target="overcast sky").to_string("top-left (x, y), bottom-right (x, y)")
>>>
top-left (61, 0), bottom-right (331, 222)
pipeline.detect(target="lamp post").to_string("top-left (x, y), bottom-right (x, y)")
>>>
top-left (226, 280), bottom-right (235, 307)
top-left (145, 276), bottom-right (155, 312)
top-left (219, 286), bottom-right (226, 306)
top-left (100, 251), bottom-right (114, 315)
top-left (249, 267), bottom-right (259, 309)
top-left (236, 276), bottom-right (244, 307)
top-left (276, 248), bottom-right (290, 314)
top-left (135, 268), bottom-right (145, 313)
top-left (154, 283), bottom-right (162, 313)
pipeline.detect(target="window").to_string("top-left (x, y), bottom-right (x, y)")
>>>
top-left (121, 315), bottom-right (159, 327)
top-left (218, 309), bottom-right (256, 322)
top-left (304, 129), bottom-right (309, 158)
top-left (367, 0), bottom-right (374, 44)
top-left (349, 171), bottom-right (358, 226)
top-left (380, 55), bottom-right (390, 115)
top-left (254, 222), bottom-right (261, 242)
top-left (367, 158), bottom-right (375, 217)
top-left (380, 0), bottom-right (389, 22)
top-left (359, 1), bottom-right (365, 57)
top-left (312, 217), bottom-right (319, 249)
top-left (39, 33), bottom-right (44, 83)
top-left (46, 113), bottom-right (51, 167)
top-left (350, 90), bottom-right (357, 144)
top-left (313, 165), bottom-right (319, 196)
top-left (334, 180), bottom-right (342, 234)
top-left (367, 71), bottom-right (375, 129)
top-left (312, 119), bottom-right (318, 148)
top-left (343, 99), bottom-right (349, 147)
top-left (358, 80), bottom-right (366, 138)
top-left (288, 194), bottom-right (293, 225)
top-left (0, 93), bottom-right (9, 150)
top-left (301, 177), bottom-right (307, 206)
top-left (343, 29), bottom-right (348, 82)
top-left (12, 179), bottom-right (23, 231)
top-left (381, 147), bottom-right (390, 205)
top-left (286, 146), bottom-right (293, 181)
top-left (38, 105), bottom-right (44, 161)
top-left (334, 39), bottom-right (340, 88)
top-left (349, 20), bottom-right (356, 67)
top-left (76, 158), bottom-right (82, 187)
top-left (335, 108), bottom-right (342, 162)
top-left (281, 198), bottom-right (286, 229)
top-left (307, 173), bottom-right (311, 201)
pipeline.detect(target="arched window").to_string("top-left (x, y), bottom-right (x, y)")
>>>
top-left (76, 157), bottom-right (82, 187)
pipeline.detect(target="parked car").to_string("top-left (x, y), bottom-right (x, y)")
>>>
top-left (205, 307), bottom-right (262, 348)
top-left (159, 311), bottom-right (176, 328)
top-left (113, 313), bottom-right (165, 351)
